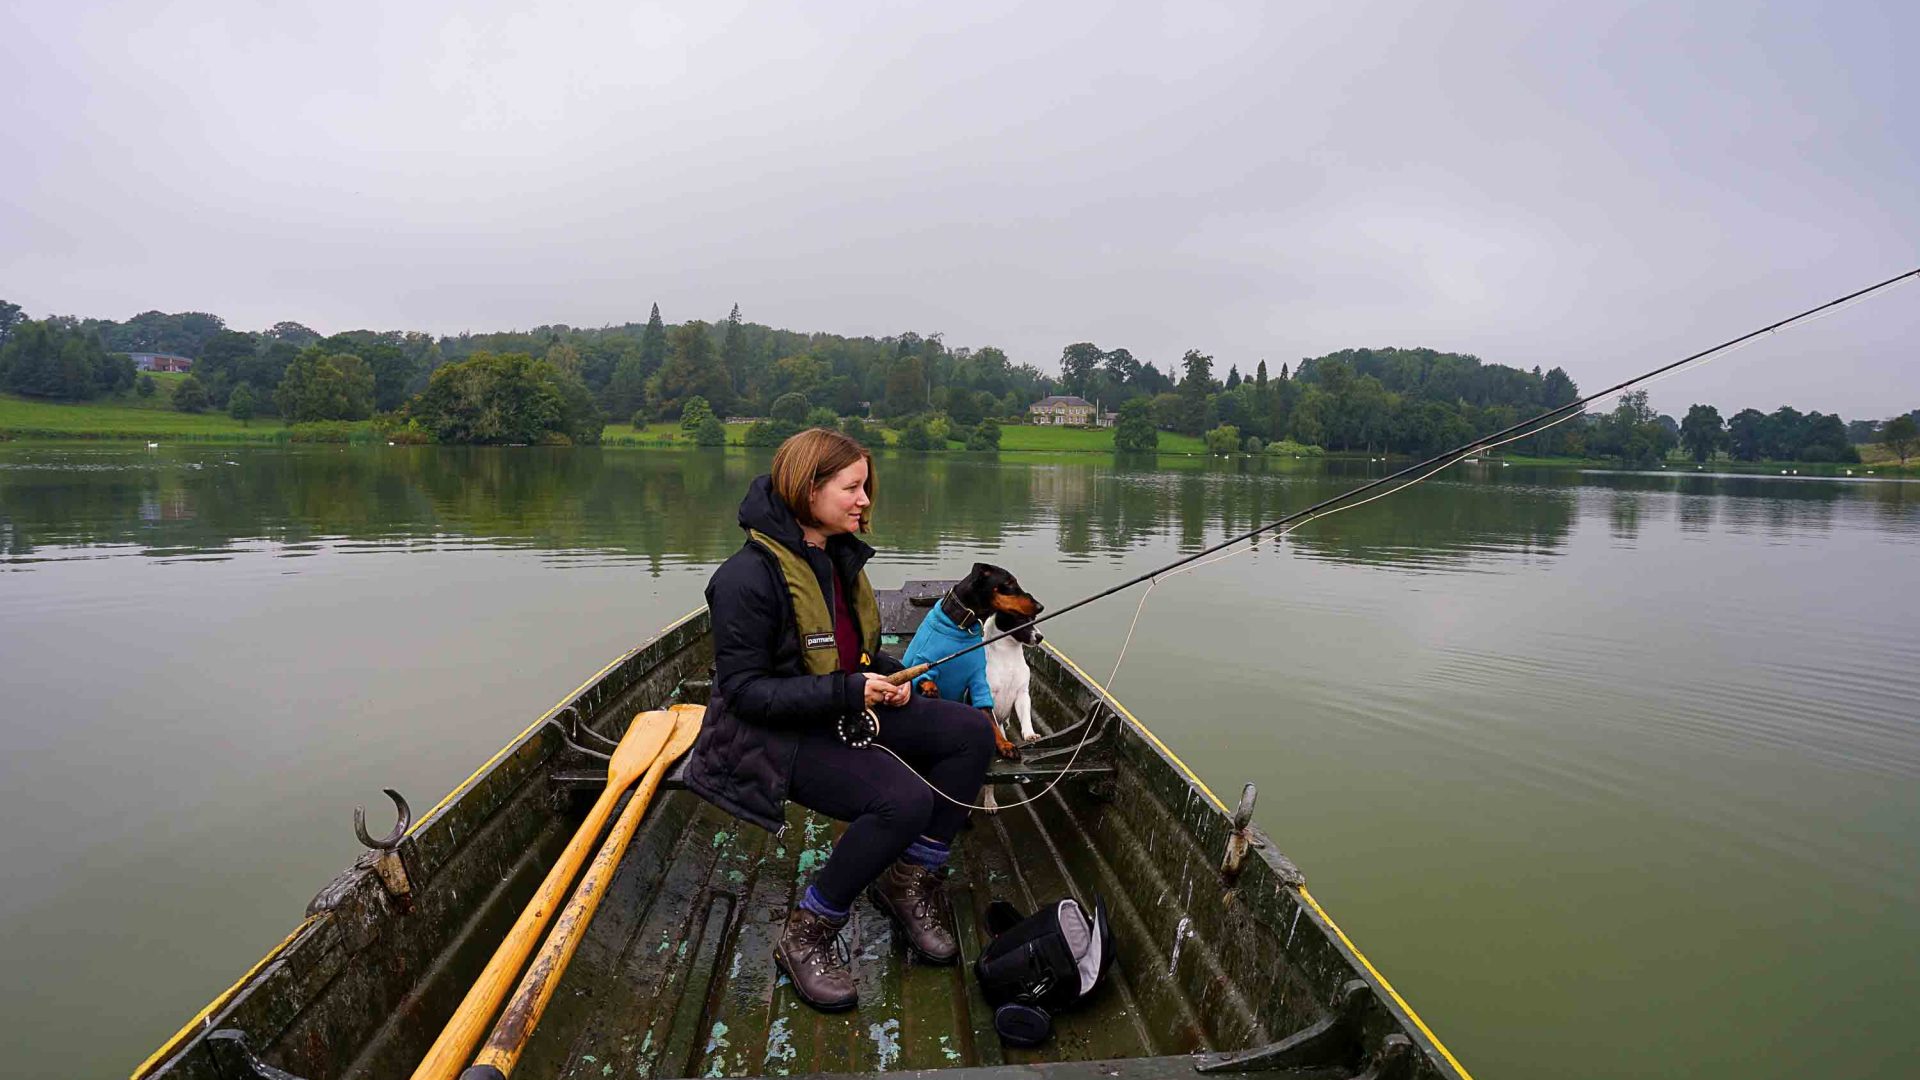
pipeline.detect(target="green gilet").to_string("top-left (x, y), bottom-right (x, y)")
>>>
top-left (747, 529), bottom-right (882, 676)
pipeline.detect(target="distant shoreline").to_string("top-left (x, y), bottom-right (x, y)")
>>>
top-left (3, 392), bottom-right (1913, 475)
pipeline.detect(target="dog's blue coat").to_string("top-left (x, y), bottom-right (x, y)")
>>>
top-left (900, 604), bottom-right (994, 710)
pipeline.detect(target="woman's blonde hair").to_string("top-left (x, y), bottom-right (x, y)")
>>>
top-left (771, 427), bottom-right (874, 532)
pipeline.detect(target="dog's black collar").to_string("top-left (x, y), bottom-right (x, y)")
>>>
top-left (940, 589), bottom-right (983, 632)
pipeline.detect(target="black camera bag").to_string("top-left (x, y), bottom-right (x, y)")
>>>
top-left (972, 894), bottom-right (1114, 1046)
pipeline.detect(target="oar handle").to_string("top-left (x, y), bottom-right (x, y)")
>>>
top-left (465, 760), bottom-right (669, 1079)
top-left (409, 782), bottom-right (623, 1080)
top-left (887, 663), bottom-right (931, 687)
top-left (410, 712), bottom-right (670, 1080)
top-left (465, 712), bottom-right (701, 1079)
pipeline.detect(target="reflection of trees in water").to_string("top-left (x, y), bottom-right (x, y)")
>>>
top-left (1678, 493), bottom-right (1716, 533)
top-left (2, 449), bottom-right (1914, 569)
top-left (1280, 477), bottom-right (1576, 566)
top-left (1568, 469), bottom-right (1920, 540)
top-left (1866, 479), bottom-right (1915, 527)
top-left (1019, 456), bottom-right (1579, 569)
top-left (0, 449), bottom-right (758, 568)
top-left (871, 456), bottom-right (1054, 555)
top-left (1609, 491), bottom-right (1642, 542)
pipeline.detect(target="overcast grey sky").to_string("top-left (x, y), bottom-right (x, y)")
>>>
top-left (5, 1), bottom-right (1916, 416)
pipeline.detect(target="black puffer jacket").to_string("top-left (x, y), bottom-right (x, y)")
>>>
top-left (683, 475), bottom-right (902, 832)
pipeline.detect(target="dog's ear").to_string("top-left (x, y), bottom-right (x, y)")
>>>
top-left (969, 562), bottom-right (994, 580)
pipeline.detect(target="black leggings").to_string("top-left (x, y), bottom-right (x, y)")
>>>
top-left (786, 692), bottom-right (997, 911)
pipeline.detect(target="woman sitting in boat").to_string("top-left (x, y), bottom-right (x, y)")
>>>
top-left (683, 427), bottom-right (997, 1012)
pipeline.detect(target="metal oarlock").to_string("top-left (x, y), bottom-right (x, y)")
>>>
top-left (1220, 782), bottom-right (1256, 881)
top-left (354, 788), bottom-right (414, 900)
top-left (554, 704), bottom-right (614, 761)
top-left (354, 788), bottom-right (411, 850)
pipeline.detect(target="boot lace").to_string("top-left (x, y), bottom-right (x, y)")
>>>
top-left (795, 915), bottom-right (851, 974)
top-left (907, 867), bottom-right (952, 926)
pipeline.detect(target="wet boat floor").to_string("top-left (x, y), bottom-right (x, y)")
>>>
top-left (512, 793), bottom-right (1168, 1078)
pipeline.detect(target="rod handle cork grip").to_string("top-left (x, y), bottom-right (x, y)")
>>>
top-left (887, 663), bottom-right (931, 686)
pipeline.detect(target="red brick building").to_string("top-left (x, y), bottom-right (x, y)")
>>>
top-left (128, 352), bottom-right (194, 373)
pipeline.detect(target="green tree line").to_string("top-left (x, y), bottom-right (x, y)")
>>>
top-left (0, 316), bottom-right (137, 400)
top-left (1056, 342), bottom-right (1583, 457)
top-left (5, 297), bottom-right (1914, 458)
top-left (1675, 403), bottom-right (1915, 465)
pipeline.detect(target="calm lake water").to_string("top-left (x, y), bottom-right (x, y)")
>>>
top-left (2, 444), bottom-right (1915, 1079)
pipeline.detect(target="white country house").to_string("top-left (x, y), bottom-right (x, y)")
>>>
top-left (1026, 395), bottom-right (1097, 425)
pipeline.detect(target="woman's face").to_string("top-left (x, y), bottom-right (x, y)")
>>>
top-left (808, 458), bottom-right (871, 537)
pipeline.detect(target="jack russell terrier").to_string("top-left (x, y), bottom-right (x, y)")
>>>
top-left (899, 562), bottom-right (1045, 760)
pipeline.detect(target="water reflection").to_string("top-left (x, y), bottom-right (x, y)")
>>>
top-left (1, 446), bottom-right (1914, 571)
top-left (3, 444), bottom-right (1917, 1080)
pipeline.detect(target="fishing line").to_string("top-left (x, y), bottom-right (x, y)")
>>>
top-left (1105, 384), bottom-right (1601, 688)
top-left (879, 266), bottom-right (1919, 811)
top-left (920, 266), bottom-right (1920, 676)
top-left (894, 385), bottom-right (1597, 811)
top-left (872, 717), bottom-right (1098, 813)
top-left (1100, 273), bottom-right (1908, 687)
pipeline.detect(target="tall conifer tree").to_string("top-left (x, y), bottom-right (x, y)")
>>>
top-left (638, 303), bottom-right (668, 376)
top-left (721, 303), bottom-right (748, 397)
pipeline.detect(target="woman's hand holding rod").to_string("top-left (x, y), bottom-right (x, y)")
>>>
top-left (883, 663), bottom-right (930, 688)
top-left (865, 671), bottom-right (912, 707)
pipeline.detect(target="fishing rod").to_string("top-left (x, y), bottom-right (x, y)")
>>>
top-left (892, 264), bottom-right (1920, 684)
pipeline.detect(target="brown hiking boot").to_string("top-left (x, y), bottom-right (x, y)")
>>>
top-left (774, 907), bottom-right (856, 1012)
top-left (867, 860), bottom-right (958, 964)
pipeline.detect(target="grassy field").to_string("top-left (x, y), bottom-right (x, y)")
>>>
top-left (597, 421), bottom-right (1215, 454)
top-left (1853, 442), bottom-right (1918, 473)
top-left (600, 421), bottom-right (761, 446)
top-left (0, 384), bottom-right (290, 440)
top-left (995, 424), bottom-right (1209, 453)
top-left (1486, 450), bottom-right (1916, 475)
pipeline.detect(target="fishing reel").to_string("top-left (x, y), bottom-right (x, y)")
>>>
top-left (838, 707), bottom-right (881, 748)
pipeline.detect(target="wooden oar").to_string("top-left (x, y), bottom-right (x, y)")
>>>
top-left (460, 704), bottom-right (705, 1080)
top-left (408, 707), bottom-right (677, 1080)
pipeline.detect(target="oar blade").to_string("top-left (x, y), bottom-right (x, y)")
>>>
top-left (659, 704), bottom-right (704, 763)
top-left (608, 709), bottom-right (674, 786)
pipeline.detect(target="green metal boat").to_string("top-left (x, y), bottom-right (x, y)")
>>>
top-left (134, 582), bottom-right (1472, 1080)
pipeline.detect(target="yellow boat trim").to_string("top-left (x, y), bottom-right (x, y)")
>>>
top-left (410, 605), bottom-right (708, 835)
top-left (134, 606), bottom-right (710, 1079)
top-left (130, 914), bottom-right (323, 1080)
top-left (1298, 885), bottom-right (1475, 1080)
top-left (1042, 641), bottom-right (1228, 815)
